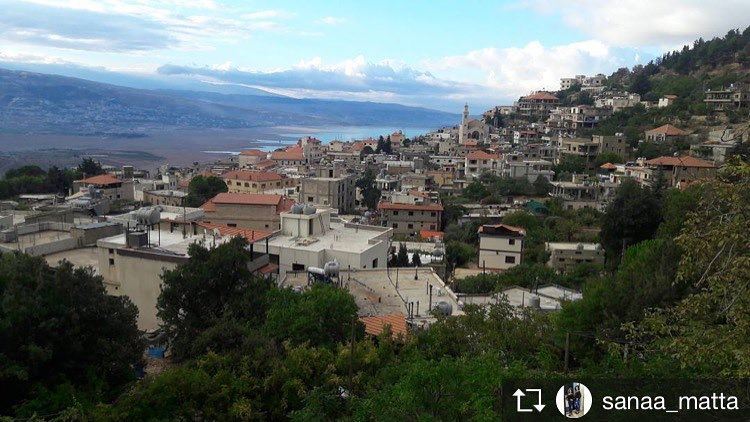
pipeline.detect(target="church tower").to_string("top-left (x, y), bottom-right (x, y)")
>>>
top-left (459, 103), bottom-right (469, 144)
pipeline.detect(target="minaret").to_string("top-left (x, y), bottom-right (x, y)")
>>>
top-left (459, 103), bottom-right (469, 144)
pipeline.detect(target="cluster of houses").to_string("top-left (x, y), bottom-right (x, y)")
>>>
top-left (3, 71), bottom-right (744, 340)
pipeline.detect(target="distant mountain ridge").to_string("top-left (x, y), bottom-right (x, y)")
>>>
top-left (0, 68), bottom-right (456, 136)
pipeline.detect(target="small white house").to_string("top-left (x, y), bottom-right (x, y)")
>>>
top-left (478, 224), bottom-right (526, 270)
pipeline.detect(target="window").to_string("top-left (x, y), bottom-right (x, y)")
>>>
top-left (430, 224), bottom-right (435, 230)
top-left (431, 212), bottom-right (436, 217)
top-left (227, 223), bottom-right (237, 227)
top-left (372, 258), bottom-right (378, 268)
top-left (408, 211), bottom-right (414, 216)
top-left (292, 263), bottom-right (305, 271)
top-left (244, 182), bottom-right (249, 187)
top-left (505, 256), bottom-right (516, 264)
top-left (392, 223), bottom-right (398, 228)
top-left (508, 239), bottom-right (515, 245)
top-left (393, 211), bottom-right (399, 216)
top-left (108, 258), bottom-right (115, 266)
top-left (108, 248), bottom-right (114, 254)
top-left (308, 196), bottom-right (314, 202)
top-left (408, 223), bottom-right (414, 229)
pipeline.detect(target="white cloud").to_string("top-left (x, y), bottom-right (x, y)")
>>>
top-left (523, 0), bottom-right (750, 48)
top-left (317, 16), bottom-right (346, 26)
top-left (425, 40), bottom-right (624, 98)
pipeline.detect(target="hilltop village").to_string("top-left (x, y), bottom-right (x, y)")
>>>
top-left (1, 28), bottom-right (749, 420)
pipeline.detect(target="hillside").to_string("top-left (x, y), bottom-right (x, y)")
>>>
top-left (0, 69), bottom-right (456, 136)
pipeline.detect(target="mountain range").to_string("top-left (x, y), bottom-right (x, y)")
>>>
top-left (0, 67), bottom-right (456, 136)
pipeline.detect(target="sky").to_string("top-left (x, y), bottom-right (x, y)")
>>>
top-left (0, 0), bottom-right (748, 111)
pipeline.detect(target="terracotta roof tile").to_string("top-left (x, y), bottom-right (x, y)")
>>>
top-left (645, 155), bottom-right (716, 168)
top-left (239, 149), bottom-right (267, 157)
top-left (360, 313), bottom-right (408, 338)
top-left (197, 222), bottom-right (273, 242)
top-left (77, 174), bottom-right (122, 185)
top-left (222, 170), bottom-right (285, 182)
top-left (645, 124), bottom-right (688, 136)
top-left (466, 150), bottom-right (499, 160)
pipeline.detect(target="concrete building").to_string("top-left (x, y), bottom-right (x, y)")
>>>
top-left (515, 91), bottom-right (560, 118)
top-left (558, 134), bottom-right (629, 165)
top-left (222, 170), bottom-right (297, 194)
top-left (143, 189), bottom-right (187, 207)
top-left (256, 207), bottom-right (391, 277)
top-left (643, 155), bottom-right (717, 188)
top-left (704, 84), bottom-right (750, 110)
top-left (465, 150), bottom-right (500, 179)
top-left (545, 242), bottom-right (604, 271)
top-left (201, 192), bottom-right (295, 230)
top-left (299, 169), bottom-right (356, 213)
top-left (644, 124), bottom-right (688, 143)
top-left (238, 149), bottom-right (268, 168)
top-left (478, 224), bottom-right (525, 270)
top-left (73, 174), bottom-right (134, 202)
top-left (98, 225), bottom-right (272, 331)
top-left (378, 201), bottom-right (443, 236)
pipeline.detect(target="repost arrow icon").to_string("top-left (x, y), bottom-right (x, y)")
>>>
top-left (526, 389), bottom-right (546, 412)
top-left (513, 389), bottom-right (533, 412)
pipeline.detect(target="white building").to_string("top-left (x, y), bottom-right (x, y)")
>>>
top-left (478, 224), bottom-right (525, 270)
top-left (256, 206), bottom-right (392, 278)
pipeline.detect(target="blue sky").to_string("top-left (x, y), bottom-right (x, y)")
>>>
top-left (0, 0), bottom-right (748, 111)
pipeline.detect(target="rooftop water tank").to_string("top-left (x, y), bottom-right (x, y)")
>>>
top-left (303, 204), bottom-right (317, 215)
top-left (324, 260), bottom-right (340, 278)
top-left (135, 207), bottom-right (161, 226)
top-left (433, 301), bottom-right (453, 316)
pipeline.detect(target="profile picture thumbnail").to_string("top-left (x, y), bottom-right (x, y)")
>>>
top-left (556, 382), bottom-right (592, 418)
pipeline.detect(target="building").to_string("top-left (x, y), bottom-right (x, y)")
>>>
top-left (558, 134), bottom-right (629, 165)
top-left (201, 192), bottom-right (295, 230)
top-left (545, 242), bottom-right (604, 271)
top-left (478, 224), bottom-right (525, 270)
top-left (73, 174), bottom-right (135, 202)
top-left (547, 105), bottom-right (611, 134)
top-left (458, 104), bottom-right (490, 144)
top-left (98, 224), bottom-right (272, 331)
top-left (299, 168), bottom-right (356, 213)
top-left (238, 149), bottom-right (268, 168)
top-left (378, 201), bottom-right (443, 236)
top-left (464, 150), bottom-right (500, 179)
top-left (515, 91), bottom-right (560, 118)
top-left (658, 94), bottom-right (678, 108)
top-left (704, 84), bottom-right (750, 110)
top-left (643, 155), bottom-right (717, 188)
top-left (549, 174), bottom-right (617, 210)
top-left (142, 189), bottom-right (187, 207)
top-left (594, 92), bottom-right (641, 112)
top-left (270, 146), bottom-right (306, 166)
top-left (644, 124), bottom-right (688, 143)
top-left (222, 170), bottom-right (297, 194)
top-left (256, 206), bottom-right (391, 277)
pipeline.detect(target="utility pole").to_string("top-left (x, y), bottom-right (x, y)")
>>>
top-left (564, 332), bottom-right (570, 373)
top-left (349, 315), bottom-right (355, 395)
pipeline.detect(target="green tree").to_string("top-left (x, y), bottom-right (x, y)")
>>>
top-left (157, 237), bottom-right (271, 360)
top-left (600, 179), bottom-right (662, 263)
top-left (0, 254), bottom-right (142, 416)
top-left (356, 168), bottom-right (381, 210)
top-left (395, 243), bottom-right (409, 267)
top-left (264, 284), bottom-right (361, 347)
top-left (626, 159), bottom-right (750, 376)
top-left (411, 251), bottom-right (422, 267)
top-left (532, 176), bottom-right (552, 196)
top-left (76, 158), bottom-right (105, 177)
top-left (184, 175), bottom-right (228, 207)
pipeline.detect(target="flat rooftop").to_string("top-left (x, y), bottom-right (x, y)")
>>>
top-left (98, 230), bottom-right (229, 256)
top-left (545, 242), bottom-right (602, 251)
top-left (267, 221), bottom-right (389, 254)
top-left (44, 247), bottom-right (99, 273)
top-left (282, 268), bottom-right (462, 325)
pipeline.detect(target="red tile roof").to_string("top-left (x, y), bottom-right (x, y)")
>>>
top-left (377, 201), bottom-right (444, 212)
top-left (197, 222), bottom-right (273, 242)
top-left (201, 193), bottom-right (295, 213)
top-left (254, 160), bottom-right (278, 170)
top-left (466, 150), bottom-right (499, 160)
top-left (478, 224), bottom-right (526, 237)
top-left (239, 149), bottom-right (267, 157)
top-left (270, 146), bottom-right (304, 161)
top-left (645, 155), bottom-right (716, 168)
top-left (360, 313), bottom-right (408, 338)
top-left (522, 91), bottom-right (559, 101)
top-left (599, 162), bottom-right (617, 170)
top-left (645, 124), bottom-right (688, 136)
top-left (77, 174), bottom-right (121, 185)
top-left (419, 229), bottom-right (444, 240)
top-left (222, 170), bottom-right (285, 182)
